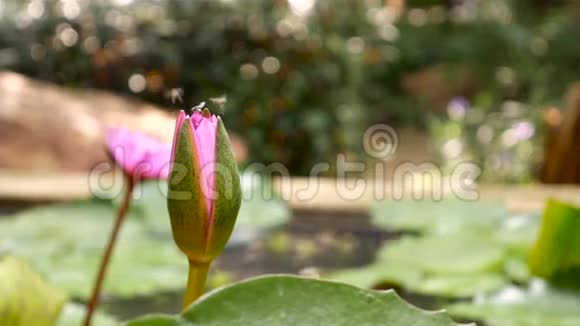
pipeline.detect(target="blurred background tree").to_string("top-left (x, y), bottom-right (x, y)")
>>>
top-left (0, 0), bottom-right (578, 178)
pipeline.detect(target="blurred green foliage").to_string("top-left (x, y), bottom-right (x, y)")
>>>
top-left (0, 0), bottom-right (578, 175)
top-left (430, 97), bottom-right (542, 182)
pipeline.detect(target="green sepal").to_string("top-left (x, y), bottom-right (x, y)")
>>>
top-left (207, 117), bottom-right (242, 258)
top-left (167, 118), bottom-right (210, 261)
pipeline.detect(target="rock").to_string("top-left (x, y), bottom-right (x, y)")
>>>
top-left (0, 72), bottom-right (246, 173)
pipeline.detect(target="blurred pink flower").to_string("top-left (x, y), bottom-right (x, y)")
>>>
top-left (106, 128), bottom-right (171, 180)
top-left (447, 96), bottom-right (469, 120)
top-left (511, 121), bottom-right (535, 141)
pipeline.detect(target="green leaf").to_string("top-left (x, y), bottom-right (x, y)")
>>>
top-left (370, 199), bottom-right (507, 235)
top-left (123, 315), bottom-right (179, 326)
top-left (413, 274), bottom-right (507, 298)
top-left (495, 213), bottom-right (541, 257)
top-left (448, 281), bottom-right (580, 325)
top-left (529, 199), bottom-right (580, 283)
top-left (0, 256), bottom-right (67, 326)
top-left (55, 303), bottom-right (118, 326)
top-left (326, 262), bottom-right (420, 289)
top-left (328, 233), bottom-right (509, 298)
top-left (503, 255), bottom-right (532, 283)
top-left (0, 201), bottom-right (186, 299)
top-left (124, 275), bottom-right (466, 326)
top-left (328, 263), bottom-right (507, 298)
top-left (352, 200), bottom-right (542, 298)
top-left (378, 235), bottom-right (506, 275)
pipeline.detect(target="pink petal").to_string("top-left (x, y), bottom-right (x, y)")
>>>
top-left (192, 115), bottom-right (218, 220)
top-left (190, 111), bottom-right (204, 129)
top-left (125, 137), bottom-right (149, 173)
top-left (143, 144), bottom-right (171, 179)
top-left (105, 127), bottom-right (171, 180)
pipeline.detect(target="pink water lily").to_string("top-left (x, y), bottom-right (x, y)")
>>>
top-left (106, 128), bottom-right (171, 180)
top-left (85, 128), bottom-right (172, 326)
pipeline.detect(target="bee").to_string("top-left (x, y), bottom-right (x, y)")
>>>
top-left (165, 88), bottom-right (184, 104)
top-left (209, 95), bottom-right (227, 107)
top-left (192, 101), bottom-right (206, 112)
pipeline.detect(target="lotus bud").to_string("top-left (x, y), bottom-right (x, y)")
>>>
top-left (167, 107), bottom-right (241, 308)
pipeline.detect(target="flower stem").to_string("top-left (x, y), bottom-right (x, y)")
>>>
top-left (83, 177), bottom-right (135, 326)
top-left (182, 260), bottom-right (210, 311)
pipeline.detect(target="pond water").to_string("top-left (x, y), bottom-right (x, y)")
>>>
top-left (0, 202), bottom-right (466, 323)
top-left (102, 209), bottom-right (398, 320)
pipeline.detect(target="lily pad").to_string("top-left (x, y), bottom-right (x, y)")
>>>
top-left (0, 256), bottom-right (67, 326)
top-left (503, 256), bottom-right (531, 283)
top-left (343, 200), bottom-right (543, 298)
top-left (370, 199), bottom-right (507, 235)
top-left (378, 235), bottom-right (506, 275)
top-left (448, 280), bottom-right (580, 325)
top-left (328, 233), bottom-right (510, 298)
top-left (125, 275), bottom-right (467, 326)
top-left (0, 201), bottom-right (186, 299)
top-left (328, 262), bottom-right (507, 298)
top-left (496, 213), bottom-right (541, 257)
top-left (326, 262), bottom-right (422, 289)
top-left (413, 273), bottom-right (507, 298)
